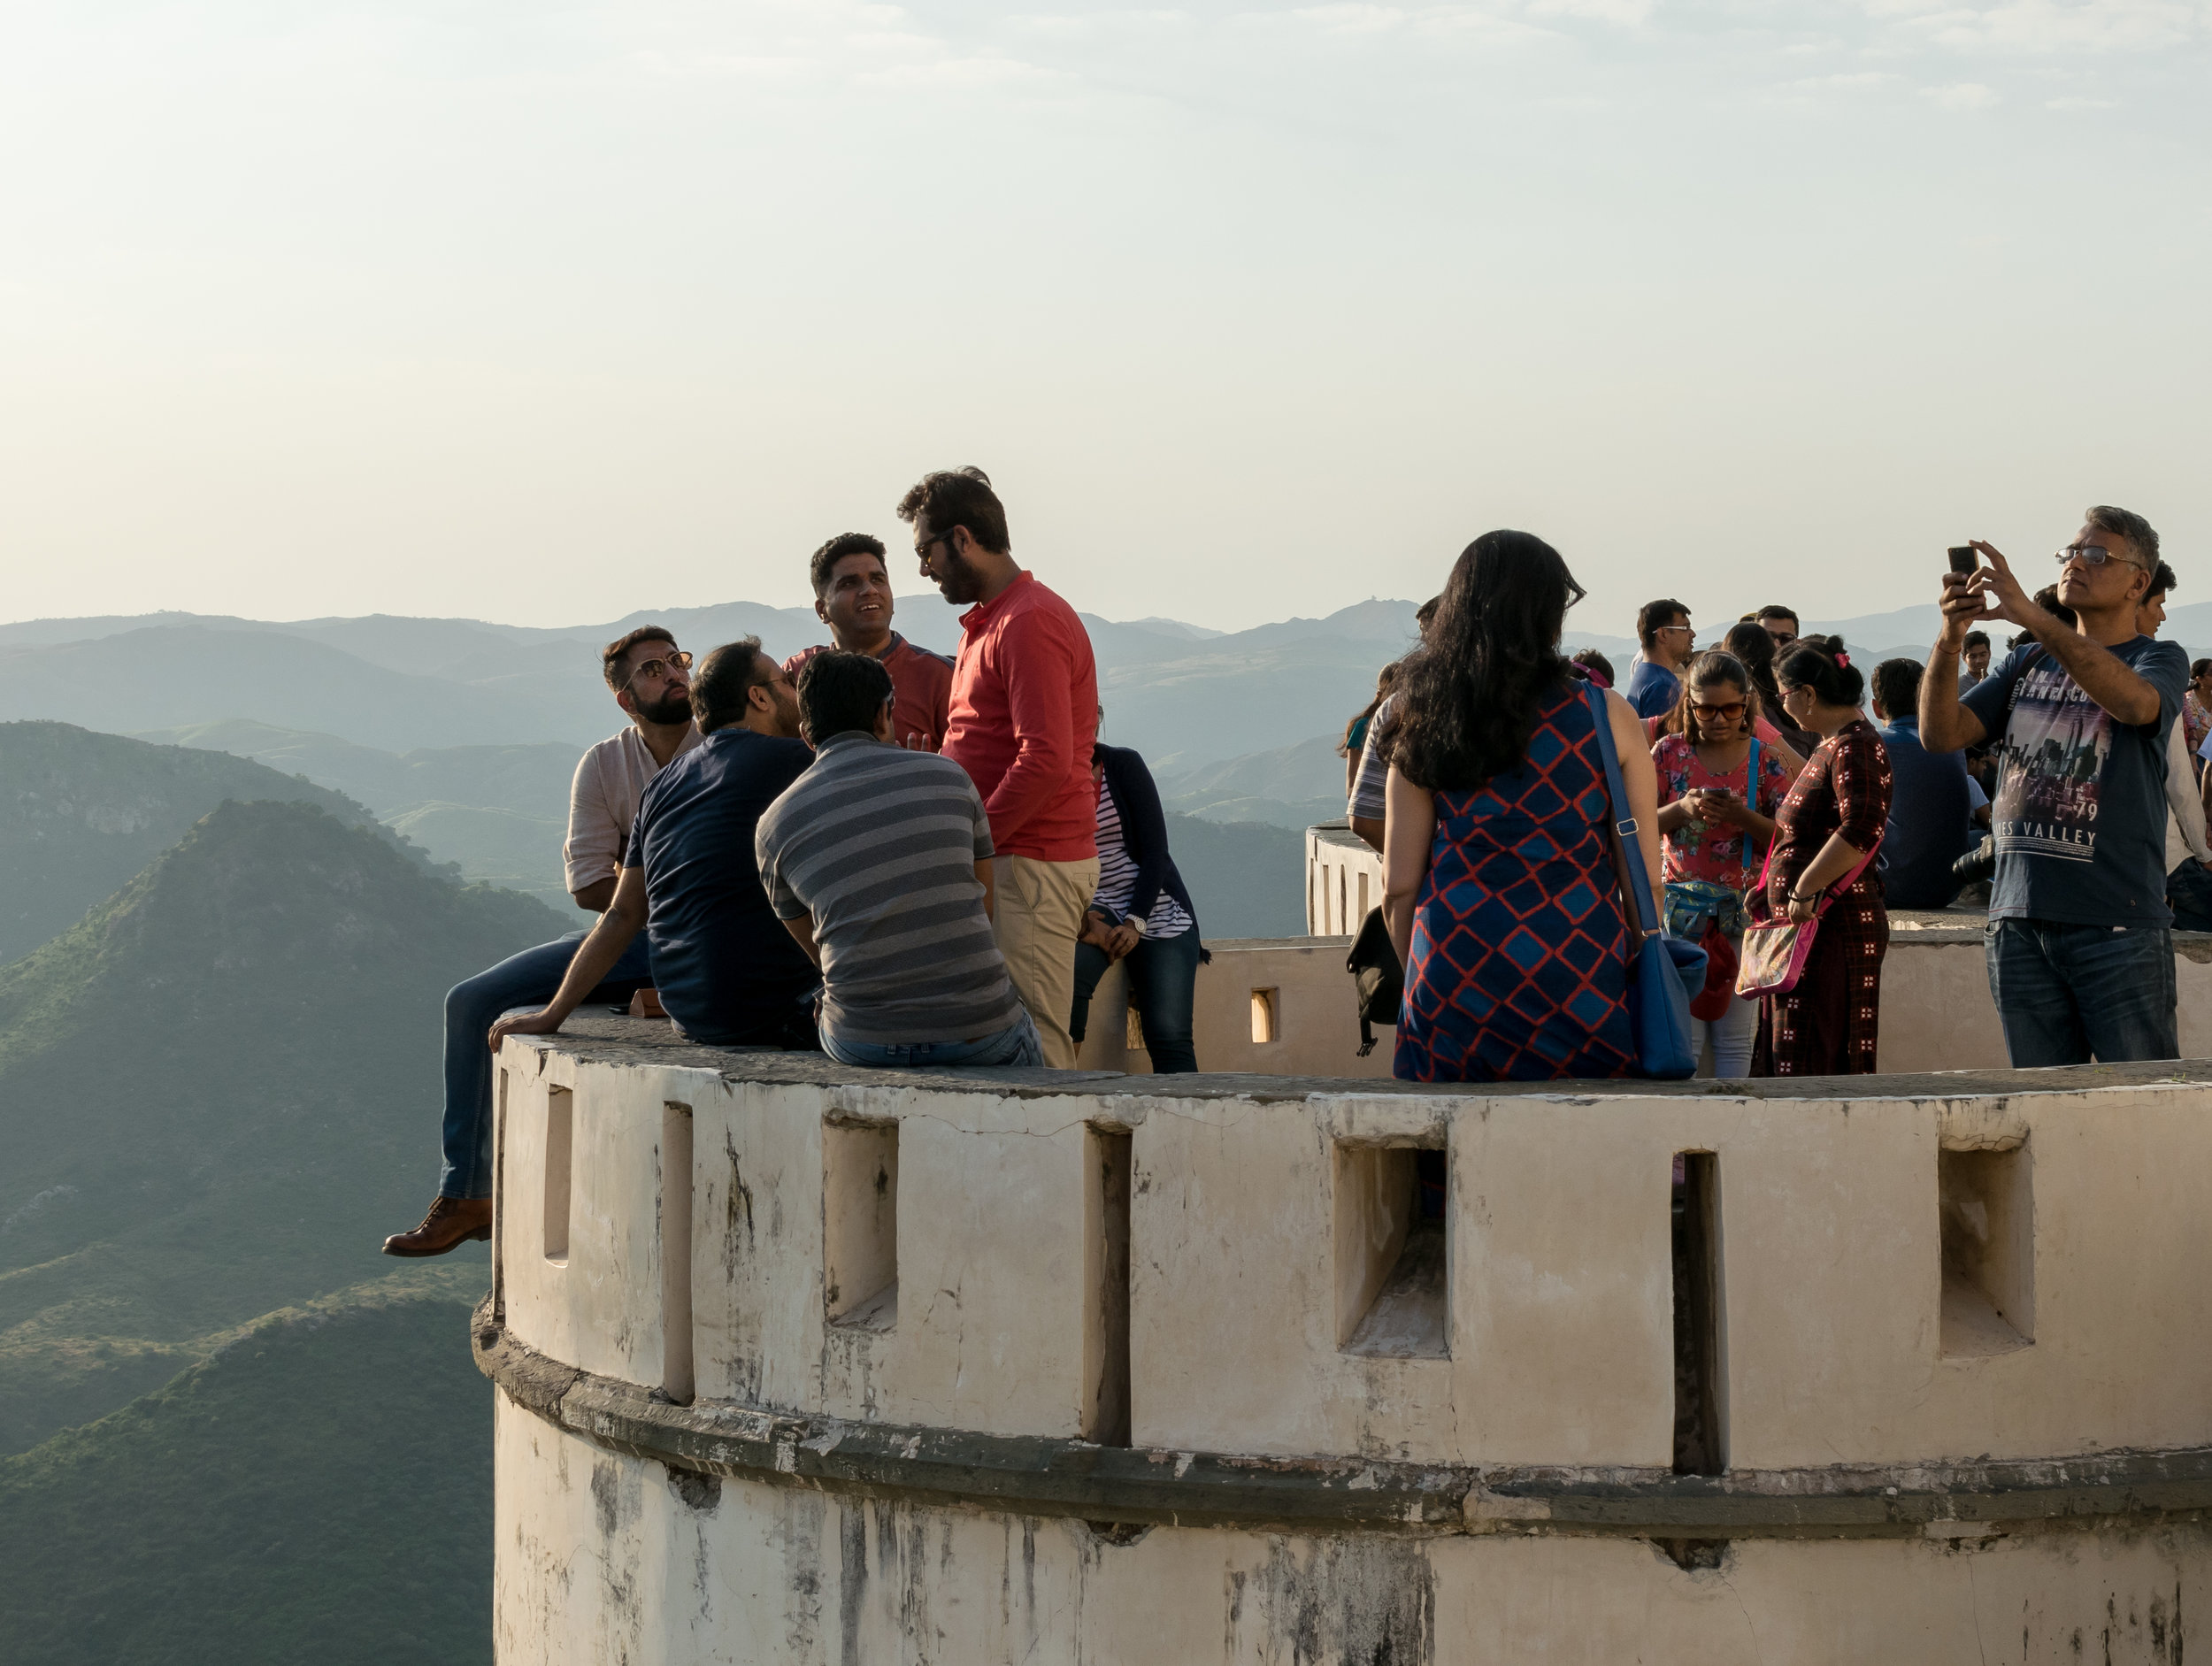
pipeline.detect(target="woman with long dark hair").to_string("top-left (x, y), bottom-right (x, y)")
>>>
top-left (1754, 635), bottom-right (1893, 1076)
top-left (1381, 531), bottom-right (1661, 1081)
top-left (1724, 619), bottom-right (1818, 763)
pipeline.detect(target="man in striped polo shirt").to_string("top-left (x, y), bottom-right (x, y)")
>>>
top-left (757, 651), bottom-right (1042, 1069)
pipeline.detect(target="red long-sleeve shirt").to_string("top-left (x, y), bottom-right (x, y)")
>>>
top-left (941, 572), bottom-right (1099, 861)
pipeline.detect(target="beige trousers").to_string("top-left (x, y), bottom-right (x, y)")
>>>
top-left (991, 854), bottom-right (1100, 1070)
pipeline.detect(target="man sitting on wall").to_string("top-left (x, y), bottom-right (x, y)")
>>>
top-left (756, 651), bottom-right (1041, 1068)
top-left (489, 638), bottom-right (820, 1056)
top-left (381, 626), bottom-right (700, 1258)
top-left (782, 533), bottom-right (955, 752)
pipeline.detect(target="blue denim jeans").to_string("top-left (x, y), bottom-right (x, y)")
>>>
top-left (1068, 925), bottom-right (1202, 1074)
top-left (819, 1011), bottom-right (1044, 1070)
top-left (1985, 917), bottom-right (2177, 1068)
top-left (439, 929), bottom-right (655, 1198)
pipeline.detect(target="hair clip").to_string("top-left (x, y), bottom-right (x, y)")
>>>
top-left (1832, 651), bottom-right (1851, 669)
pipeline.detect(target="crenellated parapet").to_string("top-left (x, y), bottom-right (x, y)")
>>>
top-left (480, 1014), bottom-right (2212, 1662)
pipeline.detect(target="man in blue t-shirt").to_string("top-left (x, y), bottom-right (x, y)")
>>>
top-left (1625, 597), bottom-right (1694, 719)
top-left (1919, 506), bottom-right (2189, 1066)
top-left (490, 638), bottom-right (821, 1054)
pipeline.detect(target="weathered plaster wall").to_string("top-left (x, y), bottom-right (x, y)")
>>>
top-left (495, 1398), bottom-right (2202, 1665)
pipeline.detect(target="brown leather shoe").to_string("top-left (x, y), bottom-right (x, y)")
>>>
top-left (382, 1195), bottom-right (492, 1257)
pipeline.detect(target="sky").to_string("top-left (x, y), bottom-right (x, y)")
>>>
top-left (4, 0), bottom-right (2208, 639)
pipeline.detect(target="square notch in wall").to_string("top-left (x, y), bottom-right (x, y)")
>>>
top-left (1939, 1142), bottom-right (2034, 1358)
top-left (1334, 1140), bottom-right (1448, 1359)
top-left (823, 1117), bottom-right (899, 1332)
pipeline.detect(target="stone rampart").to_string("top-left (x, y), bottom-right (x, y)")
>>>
top-left (480, 1018), bottom-right (2212, 1662)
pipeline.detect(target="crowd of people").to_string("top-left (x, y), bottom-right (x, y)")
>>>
top-left (382, 487), bottom-right (2198, 1255)
top-left (1352, 505), bottom-right (2194, 1085)
top-left (382, 468), bottom-right (1207, 1256)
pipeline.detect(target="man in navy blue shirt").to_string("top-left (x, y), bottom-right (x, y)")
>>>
top-left (1920, 507), bottom-right (2189, 1066)
top-left (491, 638), bottom-right (821, 1053)
top-left (1625, 598), bottom-right (1694, 718)
top-left (1870, 657), bottom-right (1973, 910)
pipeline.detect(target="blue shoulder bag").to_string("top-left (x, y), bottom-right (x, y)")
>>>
top-left (1583, 680), bottom-right (1708, 1079)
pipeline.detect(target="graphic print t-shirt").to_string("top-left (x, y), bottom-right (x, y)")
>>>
top-left (1960, 634), bottom-right (2188, 926)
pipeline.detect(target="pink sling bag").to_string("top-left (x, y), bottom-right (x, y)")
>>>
top-left (1734, 834), bottom-right (1883, 999)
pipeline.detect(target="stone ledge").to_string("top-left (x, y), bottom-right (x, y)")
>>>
top-left (515, 1013), bottom-right (2212, 1105)
top-left (473, 1299), bottom-right (2212, 1540)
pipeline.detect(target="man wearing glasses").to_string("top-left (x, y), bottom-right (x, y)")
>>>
top-left (1753, 605), bottom-right (1799, 649)
top-left (488, 638), bottom-right (819, 1058)
top-left (382, 626), bottom-right (702, 1256)
top-left (1626, 598), bottom-right (1696, 718)
top-left (1920, 506), bottom-right (2189, 1066)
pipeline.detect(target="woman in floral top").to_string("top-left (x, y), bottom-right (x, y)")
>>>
top-left (1653, 650), bottom-right (1793, 1077)
top-left (1754, 636), bottom-right (1893, 1077)
top-left (2184, 659), bottom-right (2212, 779)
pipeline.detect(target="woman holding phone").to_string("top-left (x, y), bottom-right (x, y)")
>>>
top-left (1653, 650), bottom-right (1793, 1077)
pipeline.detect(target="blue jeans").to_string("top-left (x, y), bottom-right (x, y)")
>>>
top-left (1985, 918), bottom-right (2177, 1068)
top-left (439, 929), bottom-right (655, 1198)
top-left (819, 1011), bottom-right (1044, 1070)
top-left (1069, 926), bottom-right (1202, 1074)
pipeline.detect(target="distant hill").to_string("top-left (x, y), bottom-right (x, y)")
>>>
top-left (0, 799), bottom-right (557, 1454)
top-left (0, 599), bottom-right (1438, 769)
top-left (1164, 813), bottom-right (1304, 937)
top-left (0, 1269), bottom-right (490, 1666)
top-left (0, 720), bottom-right (477, 968)
top-left (131, 719), bottom-right (587, 905)
top-left (1156, 734), bottom-right (1347, 832)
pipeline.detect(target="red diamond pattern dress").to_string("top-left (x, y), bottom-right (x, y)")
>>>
top-left (1394, 679), bottom-right (1636, 1082)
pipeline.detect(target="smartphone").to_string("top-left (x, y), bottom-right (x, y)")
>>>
top-left (1947, 545), bottom-right (1979, 576)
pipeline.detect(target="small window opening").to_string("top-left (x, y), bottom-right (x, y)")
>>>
top-left (1251, 987), bottom-right (1279, 1046)
top-left (1939, 1143), bottom-right (2033, 1357)
top-left (1335, 1140), bottom-right (1449, 1359)
top-left (543, 1086), bottom-right (572, 1266)
top-left (1084, 1126), bottom-right (1133, 1445)
top-left (661, 1102), bottom-right (695, 1405)
top-left (824, 1118), bottom-right (899, 1332)
top-left (1671, 1152), bottom-right (1726, 1475)
top-left (1125, 1005), bottom-right (1147, 1052)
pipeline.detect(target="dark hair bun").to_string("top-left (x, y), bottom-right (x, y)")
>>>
top-left (1776, 633), bottom-right (1864, 709)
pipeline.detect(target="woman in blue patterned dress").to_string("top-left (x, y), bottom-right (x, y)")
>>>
top-left (1382, 531), bottom-right (1663, 1082)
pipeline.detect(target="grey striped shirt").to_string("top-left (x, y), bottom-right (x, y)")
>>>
top-left (756, 733), bottom-right (1021, 1046)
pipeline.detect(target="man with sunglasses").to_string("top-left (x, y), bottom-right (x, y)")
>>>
top-left (783, 533), bottom-right (954, 751)
top-left (1920, 506), bottom-right (2190, 1066)
top-left (1626, 598), bottom-right (1695, 718)
top-left (382, 626), bottom-right (702, 1256)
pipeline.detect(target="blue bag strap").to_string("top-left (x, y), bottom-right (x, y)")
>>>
top-left (1582, 679), bottom-right (1660, 937)
top-left (1743, 737), bottom-right (1761, 877)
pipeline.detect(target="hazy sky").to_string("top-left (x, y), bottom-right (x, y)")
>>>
top-left (5, 0), bottom-right (2208, 638)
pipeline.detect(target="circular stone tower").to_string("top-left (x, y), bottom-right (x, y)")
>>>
top-left (479, 1016), bottom-right (2212, 1663)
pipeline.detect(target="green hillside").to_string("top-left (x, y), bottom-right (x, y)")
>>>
top-left (0, 1270), bottom-right (490, 1666)
top-left (0, 720), bottom-right (450, 967)
top-left (0, 799), bottom-right (558, 1454)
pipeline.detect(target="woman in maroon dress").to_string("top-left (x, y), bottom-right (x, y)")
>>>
top-left (1754, 636), bottom-right (1894, 1076)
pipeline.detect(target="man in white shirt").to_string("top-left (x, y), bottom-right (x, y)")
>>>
top-left (381, 626), bottom-right (703, 1256)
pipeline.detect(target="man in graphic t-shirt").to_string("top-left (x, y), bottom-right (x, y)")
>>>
top-left (1920, 506), bottom-right (2189, 1066)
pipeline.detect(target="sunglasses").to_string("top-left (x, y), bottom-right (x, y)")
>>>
top-left (2055, 545), bottom-right (2144, 572)
top-left (622, 649), bottom-right (694, 689)
top-left (1689, 701), bottom-right (1747, 720)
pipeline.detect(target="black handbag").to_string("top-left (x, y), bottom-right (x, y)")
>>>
top-left (1347, 906), bottom-right (1403, 1057)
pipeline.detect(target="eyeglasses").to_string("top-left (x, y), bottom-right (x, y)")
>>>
top-left (2055, 544), bottom-right (2145, 572)
top-left (1655, 624), bottom-right (1694, 636)
top-left (1689, 701), bottom-right (1747, 720)
top-left (621, 649), bottom-right (693, 688)
top-left (916, 525), bottom-right (962, 562)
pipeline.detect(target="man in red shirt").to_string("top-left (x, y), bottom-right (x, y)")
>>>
top-left (782, 533), bottom-right (954, 751)
top-left (899, 467), bottom-right (1099, 1067)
